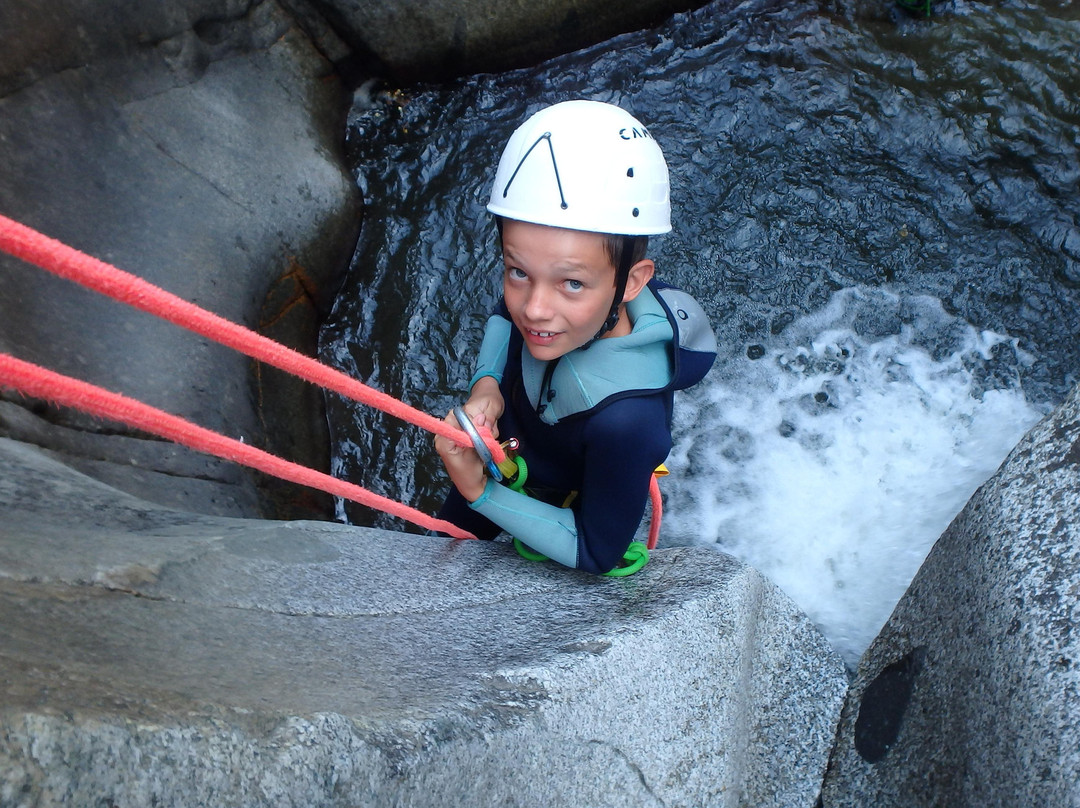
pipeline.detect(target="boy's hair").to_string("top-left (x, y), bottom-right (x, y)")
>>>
top-left (496, 217), bottom-right (649, 285)
top-left (605, 235), bottom-right (649, 279)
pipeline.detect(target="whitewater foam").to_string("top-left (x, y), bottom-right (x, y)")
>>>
top-left (662, 287), bottom-right (1045, 668)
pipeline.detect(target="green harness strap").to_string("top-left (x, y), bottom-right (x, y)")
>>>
top-left (505, 454), bottom-right (650, 576)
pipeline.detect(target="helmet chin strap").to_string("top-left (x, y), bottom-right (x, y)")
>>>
top-left (593, 236), bottom-right (637, 341)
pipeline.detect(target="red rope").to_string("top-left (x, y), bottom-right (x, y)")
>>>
top-left (0, 212), bottom-right (507, 537)
top-left (647, 475), bottom-right (662, 550)
top-left (0, 353), bottom-right (476, 540)
top-left (0, 213), bottom-right (505, 464)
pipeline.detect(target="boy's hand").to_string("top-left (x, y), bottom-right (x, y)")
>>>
top-left (434, 408), bottom-right (488, 503)
top-left (465, 376), bottom-right (504, 438)
top-left (435, 378), bottom-right (504, 503)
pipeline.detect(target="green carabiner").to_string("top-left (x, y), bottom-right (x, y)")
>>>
top-left (507, 454), bottom-right (528, 492)
top-left (512, 536), bottom-right (549, 562)
top-left (601, 541), bottom-right (649, 577)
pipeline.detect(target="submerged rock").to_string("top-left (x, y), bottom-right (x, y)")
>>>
top-left (0, 438), bottom-right (847, 807)
top-left (821, 383), bottom-right (1080, 807)
top-left (290, 0), bottom-right (712, 82)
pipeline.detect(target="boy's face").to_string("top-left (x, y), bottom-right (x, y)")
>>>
top-left (500, 219), bottom-right (618, 362)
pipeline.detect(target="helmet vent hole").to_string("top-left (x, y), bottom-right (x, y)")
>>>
top-left (632, 208), bottom-right (640, 217)
top-left (627, 167), bottom-right (635, 177)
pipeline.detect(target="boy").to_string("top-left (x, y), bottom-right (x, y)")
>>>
top-left (435, 100), bottom-right (716, 575)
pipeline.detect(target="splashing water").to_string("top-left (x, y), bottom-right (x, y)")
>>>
top-left (662, 287), bottom-right (1044, 666)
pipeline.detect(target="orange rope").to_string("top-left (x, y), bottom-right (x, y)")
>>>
top-left (0, 353), bottom-right (476, 539)
top-left (0, 213), bottom-right (505, 464)
top-left (0, 212), bottom-right (510, 537)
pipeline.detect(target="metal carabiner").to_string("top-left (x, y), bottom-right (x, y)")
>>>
top-left (453, 406), bottom-right (503, 481)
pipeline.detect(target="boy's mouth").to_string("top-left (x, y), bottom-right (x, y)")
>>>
top-left (521, 326), bottom-right (563, 350)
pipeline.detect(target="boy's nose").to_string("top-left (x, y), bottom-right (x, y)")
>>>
top-left (523, 286), bottom-right (554, 321)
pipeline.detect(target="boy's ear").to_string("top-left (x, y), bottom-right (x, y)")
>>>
top-left (620, 259), bottom-right (655, 303)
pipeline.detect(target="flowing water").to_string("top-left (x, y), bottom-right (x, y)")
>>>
top-left (320, 0), bottom-right (1080, 667)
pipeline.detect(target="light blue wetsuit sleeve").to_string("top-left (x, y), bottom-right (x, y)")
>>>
top-left (469, 479), bottom-right (579, 568)
top-left (469, 314), bottom-right (512, 389)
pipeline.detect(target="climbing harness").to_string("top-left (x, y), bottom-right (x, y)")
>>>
top-left (454, 408), bottom-right (663, 576)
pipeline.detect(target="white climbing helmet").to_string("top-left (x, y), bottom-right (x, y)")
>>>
top-left (487, 100), bottom-right (671, 236)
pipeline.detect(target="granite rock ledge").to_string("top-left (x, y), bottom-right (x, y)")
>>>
top-left (821, 383), bottom-right (1080, 808)
top-left (0, 437), bottom-right (847, 807)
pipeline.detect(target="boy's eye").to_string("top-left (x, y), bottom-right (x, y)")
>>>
top-left (507, 267), bottom-right (527, 280)
top-left (565, 279), bottom-right (584, 292)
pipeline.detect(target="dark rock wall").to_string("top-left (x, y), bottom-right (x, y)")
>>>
top-left (297, 0), bottom-right (706, 81)
top-left (0, 0), bottom-right (362, 518)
